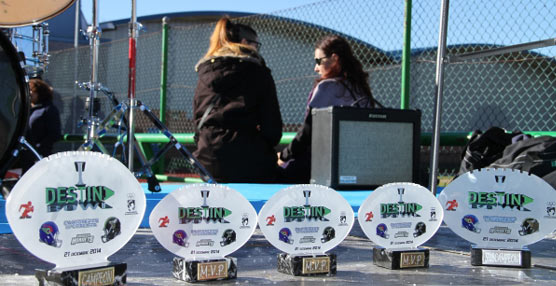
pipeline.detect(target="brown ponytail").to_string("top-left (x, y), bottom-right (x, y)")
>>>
top-left (203, 16), bottom-right (257, 59)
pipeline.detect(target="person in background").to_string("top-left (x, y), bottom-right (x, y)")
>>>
top-left (193, 16), bottom-right (283, 183)
top-left (278, 35), bottom-right (379, 183)
top-left (20, 78), bottom-right (62, 172)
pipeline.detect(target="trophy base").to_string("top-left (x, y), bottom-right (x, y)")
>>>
top-left (373, 247), bottom-right (429, 269)
top-left (35, 262), bottom-right (126, 286)
top-left (470, 246), bottom-right (531, 268)
top-left (172, 256), bottom-right (237, 283)
top-left (277, 253), bottom-right (336, 276)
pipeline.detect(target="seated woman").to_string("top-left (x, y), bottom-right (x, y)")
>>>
top-left (193, 17), bottom-right (283, 183)
top-left (278, 35), bottom-right (379, 183)
top-left (20, 78), bottom-right (62, 172)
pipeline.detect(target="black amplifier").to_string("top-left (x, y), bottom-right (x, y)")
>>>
top-left (310, 106), bottom-right (421, 190)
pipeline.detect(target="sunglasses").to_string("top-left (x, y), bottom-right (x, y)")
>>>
top-left (247, 39), bottom-right (262, 50)
top-left (315, 56), bottom-right (329, 65)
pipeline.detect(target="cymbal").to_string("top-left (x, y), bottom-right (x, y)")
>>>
top-left (0, 0), bottom-right (76, 28)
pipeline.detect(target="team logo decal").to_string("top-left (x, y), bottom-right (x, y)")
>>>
top-left (266, 215), bottom-right (276, 226)
top-left (178, 190), bottom-right (232, 224)
top-left (173, 230), bottom-right (189, 247)
top-left (283, 189), bottom-right (331, 223)
top-left (365, 211), bottom-right (374, 222)
top-left (380, 187), bottom-right (422, 218)
top-left (71, 233), bottom-right (94, 245)
top-left (462, 214), bottom-right (481, 233)
top-left (101, 217), bottom-right (121, 243)
top-left (39, 221), bottom-right (62, 248)
top-left (158, 216), bottom-right (170, 227)
top-left (45, 161), bottom-right (114, 213)
top-left (446, 200), bottom-right (458, 211)
top-left (19, 201), bottom-right (34, 219)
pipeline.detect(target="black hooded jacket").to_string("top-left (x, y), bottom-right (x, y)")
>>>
top-left (193, 49), bottom-right (283, 182)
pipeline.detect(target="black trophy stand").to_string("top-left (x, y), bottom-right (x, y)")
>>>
top-left (172, 257), bottom-right (238, 283)
top-left (372, 247), bottom-right (429, 270)
top-left (470, 246), bottom-right (531, 268)
top-left (277, 253), bottom-right (337, 276)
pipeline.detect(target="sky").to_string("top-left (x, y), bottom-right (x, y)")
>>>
top-left (79, 0), bottom-right (324, 23)
top-left (10, 0), bottom-right (556, 61)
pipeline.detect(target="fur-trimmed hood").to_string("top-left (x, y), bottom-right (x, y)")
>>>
top-left (195, 46), bottom-right (264, 72)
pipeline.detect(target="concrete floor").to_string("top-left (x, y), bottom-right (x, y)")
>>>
top-left (1, 223), bottom-right (555, 285)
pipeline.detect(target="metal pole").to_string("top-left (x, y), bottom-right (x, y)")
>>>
top-left (74, 0), bottom-right (80, 48)
top-left (72, 0), bottom-right (80, 142)
top-left (430, 0), bottom-right (450, 195)
top-left (400, 0), bottom-right (412, 110)
top-left (86, 0), bottom-right (100, 143)
top-left (127, 0), bottom-right (138, 170)
top-left (159, 17), bottom-right (169, 124)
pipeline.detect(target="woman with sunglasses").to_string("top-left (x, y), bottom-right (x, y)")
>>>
top-left (193, 16), bottom-right (283, 183)
top-left (278, 35), bottom-right (378, 183)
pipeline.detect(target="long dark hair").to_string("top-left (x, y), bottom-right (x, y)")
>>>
top-left (316, 35), bottom-right (375, 107)
top-left (29, 78), bottom-right (53, 103)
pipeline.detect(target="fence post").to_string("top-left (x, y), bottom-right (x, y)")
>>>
top-left (430, 0), bottom-right (450, 195)
top-left (160, 16), bottom-right (169, 124)
top-left (151, 16), bottom-right (170, 176)
top-left (400, 0), bottom-right (412, 110)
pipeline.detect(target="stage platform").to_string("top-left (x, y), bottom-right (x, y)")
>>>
top-left (0, 222), bottom-right (555, 285)
top-left (1, 183), bottom-right (556, 285)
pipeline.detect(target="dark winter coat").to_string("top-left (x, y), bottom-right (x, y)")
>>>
top-left (193, 49), bottom-right (283, 183)
top-left (279, 78), bottom-right (371, 183)
top-left (18, 101), bottom-right (61, 172)
top-left (27, 101), bottom-right (61, 157)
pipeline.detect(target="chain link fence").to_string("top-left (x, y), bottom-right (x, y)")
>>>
top-left (43, 0), bottom-right (556, 178)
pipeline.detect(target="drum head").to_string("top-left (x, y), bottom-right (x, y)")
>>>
top-left (0, 31), bottom-right (29, 171)
top-left (0, 0), bottom-right (76, 27)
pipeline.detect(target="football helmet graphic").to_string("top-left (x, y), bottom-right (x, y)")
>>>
top-left (462, 214), bottom-right (481, 233)
top-left (279, 228), bottom-right (294, 244)
top-left (220, 229), bottom-right (237, 246)
top-left (321, 226), bottom-right (335, 243)
top-left (376, 223), bottom-right (389, 239)
top-left (413, 222), bottom-right (426, 238)
top-left (173, 230), bottom-right (189, 247)
top-left (518, 218), bottom-right (539, 236)
top-left (39, 221), bottom-right (62, 247)
top-left (101, 217), bottom-right (121, 243)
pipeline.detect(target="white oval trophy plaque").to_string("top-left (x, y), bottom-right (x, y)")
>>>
top-left (439, 168), bottom-right (556, 267)
top-left (6, 151), bottom-right (146, 284)
top-left (258, 184), bottom-right (354, 276)
top-left (357, 183), bottom-right (444, 269)
top-left (149, 184), bottom-right (257, 282)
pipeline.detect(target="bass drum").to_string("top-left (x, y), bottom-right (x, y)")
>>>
top-left (0, 0), bottom-right (76, 28)
top-left (0, 31), bottom-right (29, 171)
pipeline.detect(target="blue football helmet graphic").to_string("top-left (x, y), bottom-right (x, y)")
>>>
top-left (376, 223), bottom-right (389, 239)
top-left (462, 215), bottom-right (481, 233)
top-left (173, 230), bottom-right (189, 247)
top-left (279, 228), bottom-right (294, 244)
top-left (39, 221), bottom-right (62, 247)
